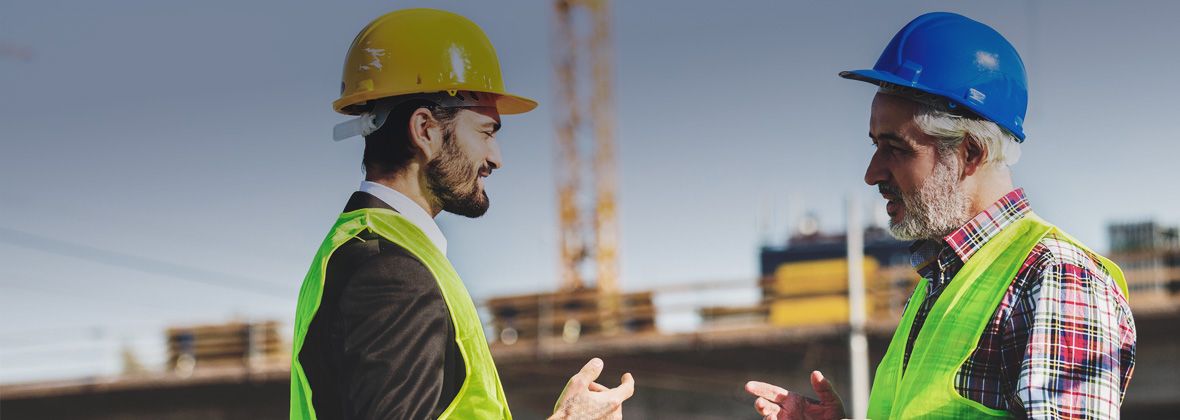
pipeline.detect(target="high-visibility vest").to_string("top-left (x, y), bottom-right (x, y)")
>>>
top-left (866, 213), bottom-right (1128, 419)
top-left (290, 208), bottom-right (512, 419)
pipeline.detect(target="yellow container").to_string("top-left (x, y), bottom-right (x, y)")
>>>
top-left (772, 258), bottom-right (881, 296)
top-left (769, 295), bottom-right (853, 327)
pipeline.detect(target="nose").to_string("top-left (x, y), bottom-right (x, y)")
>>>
top-left (864, 150), bottom-right (888, 187)
top-left (486, 138), bottom-right (503, 171)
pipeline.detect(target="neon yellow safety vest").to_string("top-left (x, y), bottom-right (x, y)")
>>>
top-left (866, 213), bottom-right (1128, 419)
top-left (290, 208), bottom-right (512, 420)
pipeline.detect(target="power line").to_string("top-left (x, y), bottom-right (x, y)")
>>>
top-left (3, 281), bottom-right (190, 313)
top-left (0, 226), bottom-right (294, 299)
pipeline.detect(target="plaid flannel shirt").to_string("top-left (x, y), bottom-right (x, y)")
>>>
top-left (903, 188), bottom-right (1136, 419)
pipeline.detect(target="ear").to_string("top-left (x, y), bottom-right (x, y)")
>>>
top-left (408, 107), bottom-right (444, 161)
top-left (960, 136), bottom-right (987, 177)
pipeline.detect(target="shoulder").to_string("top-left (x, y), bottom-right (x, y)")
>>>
top-left (1034, 232), bottom-right (1109, 276)
top-left (330, 230), bottom-right (438, 295)
top-left (1022, 231), bottom-right (1130, 309)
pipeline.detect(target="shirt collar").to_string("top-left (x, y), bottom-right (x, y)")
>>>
top-left (909, 188), bottom-right (1031, 276)
top-left (358, 181), bottom-right (448, 255)
top-left (909, 239), bottom-right (944, 275)
top-left (942, 188), bottom-right (1031, 263)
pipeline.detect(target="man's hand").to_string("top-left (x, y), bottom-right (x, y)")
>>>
top-left (744, 371), bottom-right (846, 420)
top-left (549, 358), bottom-right (635, 420)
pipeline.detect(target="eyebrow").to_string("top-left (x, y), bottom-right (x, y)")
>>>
top-left (869, 132), bottom-right (906, 145)
top-left (483, 121), bottom-right (502, 133)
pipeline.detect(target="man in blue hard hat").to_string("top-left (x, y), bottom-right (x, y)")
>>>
top-left (745, 12), bottom-right (1136, 419)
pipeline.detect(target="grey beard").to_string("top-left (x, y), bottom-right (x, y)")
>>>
top-left (888, 157), bottom-right (972, 241)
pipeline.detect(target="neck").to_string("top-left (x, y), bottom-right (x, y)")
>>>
top-left (367, 165), bottom-right (441, 217)
top-left (964, 165), bottom-right (1014, 218)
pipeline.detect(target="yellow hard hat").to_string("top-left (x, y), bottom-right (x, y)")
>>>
top-left (333, 8), bottom-right (538, 116)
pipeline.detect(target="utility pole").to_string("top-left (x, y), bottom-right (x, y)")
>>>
top-left (846, 194), bottom-right (870, 418)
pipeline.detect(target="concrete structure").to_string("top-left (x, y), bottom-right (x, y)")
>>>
top-left (4, 221), bottom-right (1178, 418)
top-left (4, 309), bottom-right (1177, 418)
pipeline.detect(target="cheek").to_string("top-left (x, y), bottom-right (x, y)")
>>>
top-left (453, 136), bottom-right (486, 164)
top-left (897, 156), bottom-right (940, 192)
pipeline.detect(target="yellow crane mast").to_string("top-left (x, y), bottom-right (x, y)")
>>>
top-left (553, 0), bottom-right (620, 332)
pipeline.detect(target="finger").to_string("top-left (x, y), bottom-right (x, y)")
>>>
top-left (607, 372), bottom-right (635, 401)
top-left (745, 381), bottom-right (792, 404)
top-left (754, 397), bottom-right (780, 417)
top-left (572, 358), bottom-right (604, 388)
top-left (589, 382), bottom-right (608, 392)
top-left (810, 371), bottom-right (840, 404)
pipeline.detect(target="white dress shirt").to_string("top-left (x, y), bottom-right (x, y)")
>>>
top-left (358, 181), bottom-right (448, 255)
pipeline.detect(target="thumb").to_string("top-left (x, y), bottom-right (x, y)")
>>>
top-left (555, 358), bottom-right (605, 414)
top-left (810, 371), bottom-right (840, 404)
top-left (607, 372), bottom-right (635, 401)
top-left (572, 358), bottom-right (604, 388)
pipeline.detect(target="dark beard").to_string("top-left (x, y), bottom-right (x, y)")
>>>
top-left (425, 135), bottom-right (490, 218)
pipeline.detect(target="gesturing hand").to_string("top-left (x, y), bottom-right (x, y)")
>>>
top-left (549, 358), bottom-right (635, 420)
top-left (744, 371), bottom-right (846, 420)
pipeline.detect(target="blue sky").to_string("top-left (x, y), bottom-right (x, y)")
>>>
top-left (2, 0), bottom-right (1178, 382)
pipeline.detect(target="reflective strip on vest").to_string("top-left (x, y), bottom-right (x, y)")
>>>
top-left (866, 213), bottom-right (1129, 419)
top-left (290, 209), bottom-right (512, 419)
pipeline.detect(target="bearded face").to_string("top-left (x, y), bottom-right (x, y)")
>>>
top-left (880, 151), bottom-right (972, 241)
top-left (425, 128), bottom-right (492, 218)
top-left (866, 93), bottom-right (975, 241)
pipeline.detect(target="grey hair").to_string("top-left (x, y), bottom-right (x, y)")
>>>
top-left (878, 85), bottom-right (1022, 167)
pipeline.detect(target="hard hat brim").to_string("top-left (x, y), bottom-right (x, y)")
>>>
top-left (494, 93), bottom-right (539, 115)
top-left (839, 68), bottom-right (964, 107)
top-left (839, 68), bottom-right (1025, 141)
top-left (335, 90), bottom-right (537, 116)
top-left (839, 68), bottom-right (947, 97)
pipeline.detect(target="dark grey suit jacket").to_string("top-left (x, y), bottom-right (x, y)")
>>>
top-left (299, 191), bottom-right (465, 419)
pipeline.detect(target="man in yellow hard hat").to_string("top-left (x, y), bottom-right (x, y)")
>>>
top-left (290, 9), bottom-right (634, 420)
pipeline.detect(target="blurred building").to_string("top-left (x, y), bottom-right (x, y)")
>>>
top-left (3, 221), bottom-right (1179, 419)
top-left (1, 320), bottom-right (289, 419)
top-left (487, 289), bottom-right (656, 345)
top-left (701, 225), bottom-right (917, 328)
top-left (166, 320), bottom-right (288, 377)
top-left (1109, 221), bottom-right (1180, 303)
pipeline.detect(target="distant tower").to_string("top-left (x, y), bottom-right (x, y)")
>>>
top-left (554, 0), bottom-right (620, 332)
top-left (553, 0), bottom-right (617, 294)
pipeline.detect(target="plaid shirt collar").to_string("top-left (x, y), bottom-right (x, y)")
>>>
top-left (911, 188), bottom-right (1031, 281)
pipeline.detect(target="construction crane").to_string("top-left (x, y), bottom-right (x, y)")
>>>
top-left (487, 0), bottom-right (648, 344)
top-left (553, 0), bottom-right (618, 293)
top-left (553, 0), bottom-right (621, 332)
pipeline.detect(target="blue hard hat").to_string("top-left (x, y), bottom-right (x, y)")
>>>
top-left (840, 12), bottom-right (1029, 141)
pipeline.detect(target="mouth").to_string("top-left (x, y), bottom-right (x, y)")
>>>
top-left (476, 170), bottom-right (491, 189)
top-left (877, 185), bottom-right (902, 219)
top-left (885, 198), bottom-right (901, 218)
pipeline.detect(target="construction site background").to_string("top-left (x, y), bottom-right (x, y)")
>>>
top-left (3, 1), bottom-right (1179, 419)
top-left (2, 219), bottom-right (1177, 419)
